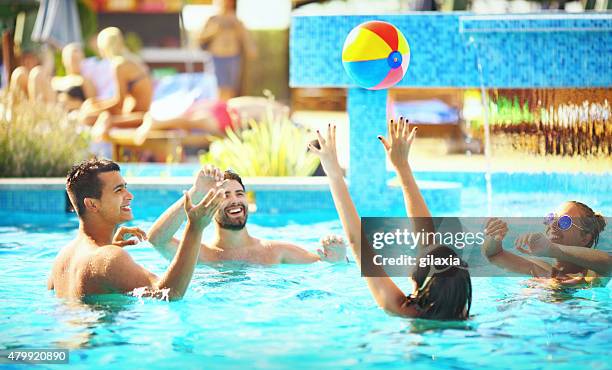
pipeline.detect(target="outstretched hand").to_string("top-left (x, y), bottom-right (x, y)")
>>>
top-left (484, 218), bottom-right (509, 242)
top-left (317, 234), bottom-right (348, 263)
top-left (184, 186), bottom-right (224, 228)
top-left (308, 124), bottom-right (342, 178)
top-left (514, 233), bottom-right (555, 257)
top-left (112, 226), bottom-right (147, 247)
top-left (377, 117), bottom-right (417, 170)
top-left (194, 164), bottom-right (224, 195)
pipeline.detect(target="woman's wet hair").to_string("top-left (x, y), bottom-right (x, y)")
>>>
top-left (410, 245), bottom-right (472, 321)
top-left (568, 201), bottom-right (607, 248)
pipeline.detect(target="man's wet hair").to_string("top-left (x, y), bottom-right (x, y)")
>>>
top-left (66, 158), bottom-right (120, 217)
top-left (410, 245), bottom-right (472, 321)
top-left (224, 169), bottom-right (245, 191)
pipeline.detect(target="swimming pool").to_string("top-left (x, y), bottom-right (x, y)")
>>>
top-left (1, 172), bottom-right (610, 369)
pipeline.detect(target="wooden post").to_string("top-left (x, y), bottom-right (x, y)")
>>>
top-left (2, 29), bottom-right (15, 88)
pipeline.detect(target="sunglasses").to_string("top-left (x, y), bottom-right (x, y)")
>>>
top-left (544, 213), bottom-right (588, 232)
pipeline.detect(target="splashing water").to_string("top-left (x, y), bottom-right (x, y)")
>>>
top-left (130, 287), bottom-right (171, 303)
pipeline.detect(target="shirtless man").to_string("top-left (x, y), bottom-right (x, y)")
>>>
top-left (48, 159), bottom-right (224, 301)
top-left (198, 0), bottom-right (256, 100)
top-left (148, 166), bottom-right (347, 264)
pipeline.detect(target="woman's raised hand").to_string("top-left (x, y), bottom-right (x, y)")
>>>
top-left (377, 117), bottom-right (417, 170)
top-left (308, 124), bottom-right (343, 178)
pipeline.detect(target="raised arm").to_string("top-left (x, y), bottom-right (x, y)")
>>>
top-left (148, 165), bottom-right (223, 260)
top-left (309, 125), bottom-right (416, 317)
top-left (101, 188), bottom-right (224, 300)
top-left (378, 117), bottom-right (434, 237)
top-left (514, 232), bottom-right (612, 276)
top-left (482, 218), bottom-right (553, 277)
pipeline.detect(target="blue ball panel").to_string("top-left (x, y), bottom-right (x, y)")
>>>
top-left (342, 58), bottom-right (390, 89)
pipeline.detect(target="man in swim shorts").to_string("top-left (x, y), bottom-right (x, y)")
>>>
top-left (48, 159), bottom-right (224, 300)
top-left (148, 165), bottom-right (347, 264)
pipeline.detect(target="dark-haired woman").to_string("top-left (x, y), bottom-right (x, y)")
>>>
top-left (309, 118), bottom-right (472, 320)
top-left (483, 202), bottom-right (609, 286)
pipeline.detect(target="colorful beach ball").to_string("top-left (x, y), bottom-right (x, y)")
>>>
top-left (341, 21), bottom-right (410, 90)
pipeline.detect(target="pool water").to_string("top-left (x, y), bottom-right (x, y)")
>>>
top-left (1, 178), bottom-right (611, 369)
top-left (1, 211), bottom-right (611, 369)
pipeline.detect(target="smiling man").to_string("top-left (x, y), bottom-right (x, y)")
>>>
top-left (48, 159), bottom-right (223, 300)
top-left (148, 165), bottom-right (347, 264)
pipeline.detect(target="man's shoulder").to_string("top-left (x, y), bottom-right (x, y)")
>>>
top-left (260, 239), bottom-right (297, 253)
top-left (265, 240), bottom-right (307, 257)
top-left (266, 239), bottom-right (299, 248)
top-left (90, 245), bottom-right (132, 270)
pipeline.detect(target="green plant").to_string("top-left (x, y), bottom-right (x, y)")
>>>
top-left (489, 96), bottom-right (534, 126)
top-left (200, 115), bottom-right (320, 177)
top-left (0, 89), bottom-right (90, 177)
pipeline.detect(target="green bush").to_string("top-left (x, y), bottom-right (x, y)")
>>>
top-left (0, 90), bottom-right (89, 177)
top-left (200, 114), bottom-right (320, 177)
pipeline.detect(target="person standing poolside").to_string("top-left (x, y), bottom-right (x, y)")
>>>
top-left (308, 118), bottom-right (472, 320)
top-left (483, 203), bottom-right (610, 286)
top-left (147, 165), bottom-right (347, 265)
top-left (48, 159), bottom-right (224, 301)
top-left (198, 0), bottom-right (256, 100)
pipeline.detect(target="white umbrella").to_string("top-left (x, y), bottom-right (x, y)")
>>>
top-left (31, 0), bottom-right (82, 48)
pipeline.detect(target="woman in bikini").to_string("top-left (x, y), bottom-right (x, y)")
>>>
top-left (78, 27), bottom-right (153, 140)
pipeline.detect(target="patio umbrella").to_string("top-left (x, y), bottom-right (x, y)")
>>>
top-left (31, 0), bottom-right (82, 48)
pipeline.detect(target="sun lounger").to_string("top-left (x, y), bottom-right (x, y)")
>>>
top-left (108, 129), bottom-right (215, 162)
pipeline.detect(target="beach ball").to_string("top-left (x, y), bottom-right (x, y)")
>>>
top-left (342, 21), bottom-right (410, 90)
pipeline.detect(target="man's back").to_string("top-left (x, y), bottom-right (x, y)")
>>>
top-left (49, 240), bottom-right (99, 299)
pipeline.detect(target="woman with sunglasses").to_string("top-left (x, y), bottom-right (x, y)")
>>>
top-left (483, 202), bottom-right (609, 286)
top-left (309, 118), bottom-right (472, 320)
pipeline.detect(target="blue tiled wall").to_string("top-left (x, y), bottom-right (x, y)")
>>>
top-left (290, 13), bottom-right (612, 88)
top-left (0, 189), bottom-right (67, 213)
top-left (2, 172), bottom-right (609, 215)
top-left (290, 13), bottom-right (611, 209)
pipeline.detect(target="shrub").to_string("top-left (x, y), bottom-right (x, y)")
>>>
top-left (200, 114), bottom-right (320, 177)
top-left (0, 89), bottom-right (89, 177)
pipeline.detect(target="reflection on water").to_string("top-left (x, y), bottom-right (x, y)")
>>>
top-left (52, 295), bottom-right (137, 349)
top-left (487, 89), bottom-right (611, 157)
top-left (407, 318), bottom-right (474, 334)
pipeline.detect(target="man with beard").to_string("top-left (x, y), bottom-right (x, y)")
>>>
top-left (147, 165), bottom-right (347, 264)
